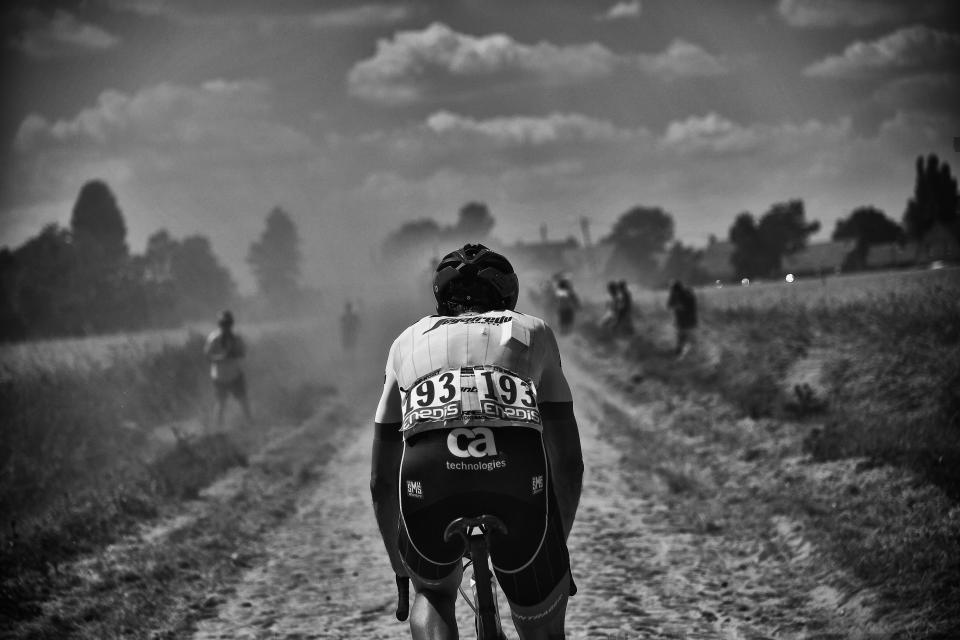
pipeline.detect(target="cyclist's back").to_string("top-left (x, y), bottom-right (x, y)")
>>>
top-left (371, 244), bottom-right (584, 640)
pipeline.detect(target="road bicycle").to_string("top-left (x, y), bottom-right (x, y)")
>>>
top-left (395, 514), bottom-right (509, 640)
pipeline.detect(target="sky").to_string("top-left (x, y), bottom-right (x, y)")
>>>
top-left (1, 0), bottom-right (958, 293)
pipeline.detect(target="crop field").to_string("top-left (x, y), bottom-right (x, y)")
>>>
top-left (607, 265), bottom-right (959, 312)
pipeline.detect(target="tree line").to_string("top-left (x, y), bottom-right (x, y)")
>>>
top-left (0, 181), bottom-right (304, 342)
top-left (381, 152), bottom-right (958, 287)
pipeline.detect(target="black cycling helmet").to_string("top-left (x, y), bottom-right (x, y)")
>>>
top-left (433, 243), bottom-right (519, 315)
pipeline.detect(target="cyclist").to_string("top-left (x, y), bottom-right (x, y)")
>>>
top-left (551, 277), bottom-right (580, 335)
top-left (372, 244), bottom-right (584, 639)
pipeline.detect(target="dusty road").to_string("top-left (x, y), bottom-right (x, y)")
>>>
top-left (189, 337), bottom-right (886, 639)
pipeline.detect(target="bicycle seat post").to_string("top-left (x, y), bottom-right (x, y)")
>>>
top-left (444, 515), bottom-right (507, 639)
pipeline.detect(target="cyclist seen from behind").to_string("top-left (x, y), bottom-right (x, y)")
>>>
top-left (372, 244), bottom-right (584, 639)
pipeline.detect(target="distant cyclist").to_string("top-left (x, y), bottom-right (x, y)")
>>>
top-left (552, 277), bottom-right (580, 335)
top-left (372, 244), bottom-right (584, 639)
top-left (204, 310), bottom-right (252, 427)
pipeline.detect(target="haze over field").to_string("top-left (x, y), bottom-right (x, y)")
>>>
top-left (1, 0), bottom-right (958, 292)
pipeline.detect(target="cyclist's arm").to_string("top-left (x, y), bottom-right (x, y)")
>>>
top-left (538, 327), bottom-right (584, 540)
top-left (371, 366), bottom-right (407, 577)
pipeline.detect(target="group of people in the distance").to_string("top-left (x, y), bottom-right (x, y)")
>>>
top-left (201, 299), bottom-right (366, 429)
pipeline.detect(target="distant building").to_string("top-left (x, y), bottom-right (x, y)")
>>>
top-left (864, 241), bottom-right (916, 269)
top-left (782, 240), bottom-right (856, 276)
top-left (866, 222), bottom-right (959, 269)
top-left (508, 237), bottom-right (580, 276)
top-left (698, 240), bottom-right (735, 281)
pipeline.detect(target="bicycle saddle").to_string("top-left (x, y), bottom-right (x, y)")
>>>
top-left (443, 515), bottom-right (508, 544)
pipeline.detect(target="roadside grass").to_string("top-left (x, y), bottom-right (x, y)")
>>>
top-left (579, 276), bottom-right (960, 635)
top-left (0, 325), bottom-right (338, 633)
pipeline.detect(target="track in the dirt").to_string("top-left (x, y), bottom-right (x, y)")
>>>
top-left (188, 340), bottom-right (876, 639)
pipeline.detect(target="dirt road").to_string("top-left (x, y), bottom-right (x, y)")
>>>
top-left (189, 337), bottom-right (886, 639)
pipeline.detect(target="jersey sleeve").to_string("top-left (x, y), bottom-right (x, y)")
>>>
top-left (374, 335), bottom-right (403, 425)
top-left (536, 322), bottom-right (573, 403)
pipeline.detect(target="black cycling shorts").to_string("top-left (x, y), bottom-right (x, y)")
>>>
top-left (398, 426), bottom-right (570, 607)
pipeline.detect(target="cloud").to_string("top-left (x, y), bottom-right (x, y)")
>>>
top-left (637, 39), bottom-right (730, 79)
top-left (348, 22), bottom-right (620, 105)
top-left (777, 0), bottom-right (951, 28)
top-left (348, 23), bottom-right (728, 105)
top-left (15, 80), bottom-right (312, 159)
top-left (659, 112), bottom-right (852, 155)
top-left (103, 1), bottom-right (409, 31)
top-left (307, 4), bottom-right (411, 29)
top-left (596, 1), bottom-right (642, 21)
top-left (8, 8), bottom-right (119, 59)
top-left (804, 25), bottom-right (960, 77)
top-left (424, 111), bottom-right (634, 146)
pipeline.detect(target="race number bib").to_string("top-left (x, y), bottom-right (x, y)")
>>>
top-left (464, 365), bottom-right (542, 427)
top-left (401, 368), bottom-right (462, 432)
top-left (400, 366), bottom-right (542, 435)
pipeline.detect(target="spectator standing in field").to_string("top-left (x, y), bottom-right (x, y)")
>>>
top-left (204, 310), bottom-right (252, 427)
top-left (340, 300), bottom-right (361, 353)
top-left (553, 277), bottom-right (580, 335)
top-left (667, 280), bottom-right (698, 356)
top-left (601, 281), bottom-right (620, 333)
top-left (616, 280), bottom-right (634, 336)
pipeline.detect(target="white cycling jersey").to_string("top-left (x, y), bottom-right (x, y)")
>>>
top-left (375, 310), bottom-right (572, 438)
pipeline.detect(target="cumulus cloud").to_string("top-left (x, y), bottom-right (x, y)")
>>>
top-left (777, 0), bottom-right (951, 28)
top-left (348, 23), bottom-right (728, 104)
top-left (424, 111), bottom-right (635, 146)
top-left (659, 112), bottom-right (852, 155)
top-left (637, 39), bottom-right (730, 80)
top-left (804, 25), bottom-right (960, 77)
top-left (14, 80), bottom-right (312, 158)
top-left (348, 23), bottom-right (620, 104)
top-left (8, 9), bottom-right (119, 59)
top-left (596, 1), bottom-right (642, 21)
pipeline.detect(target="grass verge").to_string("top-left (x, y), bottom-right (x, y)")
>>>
top-left (577, 278), bottom-right (960, 636)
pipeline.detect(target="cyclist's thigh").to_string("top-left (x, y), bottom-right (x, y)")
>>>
top-left (492, 491), bottom-right (570, 610)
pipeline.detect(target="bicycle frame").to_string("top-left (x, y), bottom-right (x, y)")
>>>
top-left (395, 514), bottom-right (508, 640)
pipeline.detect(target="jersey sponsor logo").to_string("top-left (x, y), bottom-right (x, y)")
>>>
top-left (532, 475), bottom-right (544, 495)
top-left (446, 459), bottom-right (507, 471)
top-left (406, 480), bottom-right (423, 499)
top-left (425, 315), bottom-right (510, 333)
top-left (401, 369), bottom-right (461, 431)
top-left (476, 400), bottom-right (541, 424)
top-left (446, 426), bottom-right (498, 458)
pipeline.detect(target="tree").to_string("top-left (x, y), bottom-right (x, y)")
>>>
top-left (247, 207), bottom-right (302, 304)
top-left (832, 206), bottom-right (902, 270)
top-left (382, 218), bottom-right (442, 263)
top-left (173, 236), bottom-right (236, 318)
top-left (602, 206), bottom-right (674, 284)
top-left (70, 179), bottom-right (128, 262)
top-left (660, 241), bottom-right (707, 286)
top-left (8, 224), bottom-right (78, 337)
top-left (728, 200), bottom-right (820, 279)
top-left (449, 202), bottom-right (495, 241)
top-left (903, 154), bottom-right (959, 243)
top-left (729, 212), bottom-right (763, 280)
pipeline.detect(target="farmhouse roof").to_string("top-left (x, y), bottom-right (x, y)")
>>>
top-left (782, 240), bottom-right (856, 274)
